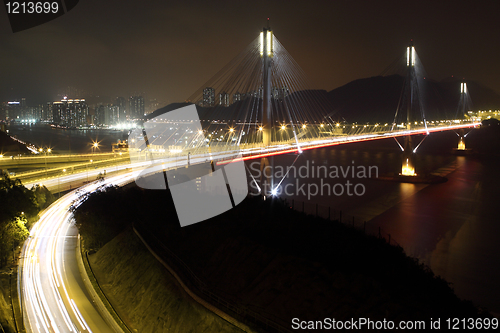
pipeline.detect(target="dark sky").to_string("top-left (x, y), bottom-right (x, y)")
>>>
top-left (1, 0), bottom-right (499, 105)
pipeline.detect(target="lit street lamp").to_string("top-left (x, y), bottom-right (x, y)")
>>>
top-left (91, 141), bottom-right (99, 157)
top-left (86, 159), bottom-right (94, 182)
top-left (58, 168), bottom-right (66, 198)
top-left (42, 148), bottom-right (51, 178)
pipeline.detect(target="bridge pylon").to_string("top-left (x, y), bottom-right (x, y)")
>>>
top-left (456, 80), bottom-right (469, 150)
top-left (261, 24), bottom-right (273, 147)
top-left (401, 41), bottom-right (417, 176)
top-left (260, 22), bottom-right (274, 196)
top-left (459, 80), bottom-right (468, 118)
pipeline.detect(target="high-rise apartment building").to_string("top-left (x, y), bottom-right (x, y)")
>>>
top-left (129, 96), bottom-right (145, 119)
top-left (51, 97), bottom-right (89, 127)
top-left (203, 87), bottom-right (215, 107)
top-left (219, 92), bottom-right (229, 107)
top-left (115, 97), bottom-right (127, 122)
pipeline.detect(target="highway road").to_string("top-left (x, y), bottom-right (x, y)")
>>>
top-left (19, 145), bottom-right (247, 332)
top-left (20, 173), bottom-right (140, 333)
top-left (19, 153), bottom-right (227, 333)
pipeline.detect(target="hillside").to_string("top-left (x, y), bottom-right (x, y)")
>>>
top-left (146, 76), bottom-right (500, 126)
top-left (327, 75), bottom-right (500, 123)
top-left (146, 90), bottom-right (336, 124)
top-left (135, 196), bottom-right (487, 327)
top-left (0, 271), bottom-right (16, 333)
top-left (89, 228), bottom-right (243, 333)
top-left (74, 188), bottom-right (490, 332)
top-left (0, 130), bottom-right (31, 156)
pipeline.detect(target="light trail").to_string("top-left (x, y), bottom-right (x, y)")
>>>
top-left (218, 122), bottom-right (480, 164)
top-left (21, 172), bottom-right (140, 333)
top-left (23, 123), bottom-right (480, 189)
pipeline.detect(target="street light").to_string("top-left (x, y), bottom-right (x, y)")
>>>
top-left (58, 168), bottom-right (66, 198)
top-left (43, 149), bottom-right (47, 177)
top-left (91, 141), bottom-right (99, 157)
top-left (86, 160), bottom-right (90, 182)
top-left (86, 159), bottom-right (94, 182)
top-left (43, 148), bottom-right (52, 178)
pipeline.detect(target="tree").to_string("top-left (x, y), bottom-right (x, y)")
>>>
top-left (73, 185), bottom-right (130, 252)
top-left (32, 184), bottom-right (55, 210)
top-left (0, 216), bottom-right (29, 266)
top-left (0, 171), bottom-right (38, 223)
top-left (0, 172), bottom-right (49, 267)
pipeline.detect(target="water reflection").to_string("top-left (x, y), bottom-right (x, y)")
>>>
top-left (257, 138), bottom-right (499, 315)
top-left (8, 123), bottom-right (128, 153)
top-left (368, 157), bottom-right (499, 315)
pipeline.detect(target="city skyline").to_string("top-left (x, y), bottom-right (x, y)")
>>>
top-left (1, 1), bottom-right (499, 106)
top-left (1, 94), bottom-right (155, 125)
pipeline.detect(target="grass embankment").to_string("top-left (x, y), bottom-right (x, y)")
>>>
top-left (137, 195), bottom-right (489, 327)
top-left (89, 228), bottom-right (244, 333)
top-left (0, 270), bottom-right (16, 333)
top-left (1, 246), bottom-right (38, 333)
top-left (75, 186), bottom-right (490, 332)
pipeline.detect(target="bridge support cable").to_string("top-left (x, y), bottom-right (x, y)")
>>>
top-left (391, 83), bottom-right (406, 132)
top-left (182, 26), bottom-right (338, 150)
top-left (393, 137), bottom-right (404, 151)
top-left (271, 49), bottom-right (307, 150)
top-left (271, 153), bottom-right (302, 196)
top-left (273, 38), bottom-right (337, 131)
top-left (245, 164), bottom-right (261, 194)
top-left (412, 135), bottom-right (427, 153)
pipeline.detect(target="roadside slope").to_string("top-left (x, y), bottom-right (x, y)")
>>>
top-left (89, 228), bottom-right (243, 333)
top-left (0, 271), bottom-right (15, 333)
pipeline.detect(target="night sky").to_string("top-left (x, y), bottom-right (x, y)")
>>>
top-left (1, 0), bottom-right (499, 105)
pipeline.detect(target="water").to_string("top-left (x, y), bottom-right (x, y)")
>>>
top-left (11, 125), bottom-right (500, 315)
top-left (7, 123), bottom-right (129, 153)
top-left (246, 131), bottom-right (500, 316)
top-left (368, 155), bottom-right (500, 315)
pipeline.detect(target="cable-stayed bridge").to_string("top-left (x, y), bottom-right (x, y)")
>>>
top-left (126, 25), bottom-right (478, 190)
top-left (11, 24), bottom-right (481, 191)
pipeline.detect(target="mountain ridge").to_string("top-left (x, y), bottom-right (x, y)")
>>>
top-left (148, 75), bottom-right (500, 124)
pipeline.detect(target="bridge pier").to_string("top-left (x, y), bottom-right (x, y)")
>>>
top-left (457, 136), bottom-right (466, 150)
top-left (401, 135), bottom-right (416, 176)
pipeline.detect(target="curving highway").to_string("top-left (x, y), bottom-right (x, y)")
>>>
top-left (20, 172), bottom-right (139, 333)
